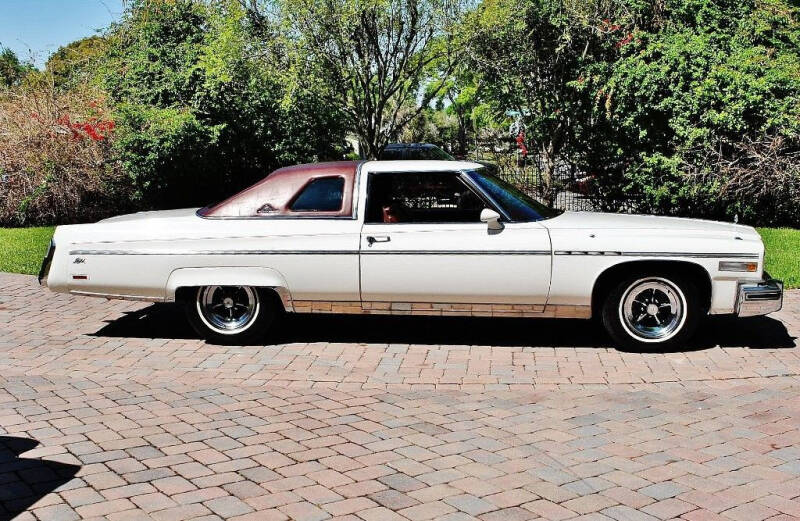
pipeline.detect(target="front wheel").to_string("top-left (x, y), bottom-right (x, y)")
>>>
top-left (186, 286), bottom-right (276, 344)
top-left (602, 274), bottom-right (701, 351)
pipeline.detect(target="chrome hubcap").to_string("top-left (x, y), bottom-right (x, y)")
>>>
top-left (198, 286), bottom-right (258, 333)
top-left (619, 278), bottom-right (685, 341)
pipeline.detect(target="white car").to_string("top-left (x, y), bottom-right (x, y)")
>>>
top-left (39, 160), bottom-right (783, 349)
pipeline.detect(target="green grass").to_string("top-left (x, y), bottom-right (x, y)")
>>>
top-left (0, 226), bottom-right (55, 276)
top-left (758, 227), bottom-right (800, 289)
top-left (0, 225), bottom-right (798, 288)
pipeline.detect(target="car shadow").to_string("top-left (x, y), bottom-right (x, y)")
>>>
top-left (0, 436), bottom-right (81, 521)
top-left (92, 303), bottom-right (797, 352)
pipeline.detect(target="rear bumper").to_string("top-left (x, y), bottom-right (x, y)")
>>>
top-left (736, 277), bottom-right (783, 317)
top-left (38, 239), bottom-right (55, 286)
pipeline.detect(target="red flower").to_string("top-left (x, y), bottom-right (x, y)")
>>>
top-left (616, 33), bottom-right (634, 48)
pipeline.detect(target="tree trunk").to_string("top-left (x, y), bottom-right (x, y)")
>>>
top-left (456, 111), bottom-right (468, 157)
top-left (541, 144), bottom-right (556, 207)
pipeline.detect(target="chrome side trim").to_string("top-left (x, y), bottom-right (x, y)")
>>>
top-left (361, 250), bottom-right (551, 255)
top-left (291, 300), bottom-right (591, 318)
top-left (70, 248), bottom-right (758, 258)
top-left (554, 250), bottom-right (622, 256)
top-left (69, 249), bottom-right (552, 256)
top-left (69, 290), bottom-right (166, 302)
top-left (69, 249), bottom-right (361, 256)
top-left (554, 251), bottom-right (759, 259)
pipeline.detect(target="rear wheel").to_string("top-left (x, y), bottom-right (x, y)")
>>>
top-left (602, 273), bottom-right (701, 350)
top-left (186, 286), bottom-right (277, 344)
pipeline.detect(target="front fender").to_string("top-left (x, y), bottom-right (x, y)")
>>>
top-left (165, 267), bottom-right (293, 311)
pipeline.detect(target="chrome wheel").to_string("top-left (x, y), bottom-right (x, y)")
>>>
top-left (197, 286), bottom-right (260, 335)
top-left (618, 277), bottom-right (686, 342)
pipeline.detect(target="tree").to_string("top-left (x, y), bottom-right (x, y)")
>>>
top-left (596, 0), bottom-right (800, 224)
top-left (465, 0), bottom-right (633, 204)
top-left (45, 36), bottom-right (108, 88)
top-left (427, 67), bottom-right (483, 156)
top-left (0, 47), bottom-right (34, 88)
top-left (100, 0), bottom-right (347, 208)
top-left (242, 0), bottom-right (466, 158)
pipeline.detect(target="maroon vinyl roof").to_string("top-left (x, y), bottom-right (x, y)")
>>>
top-left (199, 161), bottom-right (361, 218)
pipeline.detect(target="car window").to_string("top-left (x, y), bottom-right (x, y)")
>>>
top-left (419, 147), bottom-right (455, 161)
top-left (290, 176), bottom-right (345, 212)
top-left (366, 172), bottom-right (486, 224)
top-left (379, 148), bottom-right (404, 160)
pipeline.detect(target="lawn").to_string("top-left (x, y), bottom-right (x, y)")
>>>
top-left (758, 227), bottom-right (800, 289)
top-left (0, 225), bottom-right (798, 288)
top-left (0, 226), bottom-right (55, 276)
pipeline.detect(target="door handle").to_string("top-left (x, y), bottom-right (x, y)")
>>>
top-left (366, 236), bottom-right (391, 246)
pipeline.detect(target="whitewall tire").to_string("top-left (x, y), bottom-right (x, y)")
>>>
top-left (186, 286), bottom-right (276, 344)
top-left (602, 273), bottom-right (701, 350)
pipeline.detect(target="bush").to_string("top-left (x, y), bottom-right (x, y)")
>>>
top-left (597, 0), bottom-right (800, 226)
top-left (100, 0), bottom-right (348, 209)
top-left (0, 79), bottom-right (134, 226)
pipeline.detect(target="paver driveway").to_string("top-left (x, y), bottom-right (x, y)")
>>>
top-left (1, 272), bottom-right (799, 521)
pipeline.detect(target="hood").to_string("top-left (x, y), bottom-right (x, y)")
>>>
top-left (98, 208), bottom-right (200, 224)
top-left (542, 211), bottom-right (758, 237)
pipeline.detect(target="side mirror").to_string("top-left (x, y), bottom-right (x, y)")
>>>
top-left (480, 208), bottom-right (503, 230)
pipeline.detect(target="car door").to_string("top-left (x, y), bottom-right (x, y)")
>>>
top-left (358, 169), bottom-right (552, 306)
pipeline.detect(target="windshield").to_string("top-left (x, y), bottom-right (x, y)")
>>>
top-left (422, 146), bottom-right (455, 160)
top-left (466, 170), bottom-right (563, 222)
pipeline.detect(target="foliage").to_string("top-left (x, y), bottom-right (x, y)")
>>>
top-left (596, 0), bottom-right (800, 225)
top-left (45, 36), bottom-right (109, 88)
top-left (0, 47), bottom-right (34, 88)
top-left (399, 107), bottom-right (458, 150)
top-left (464, 0), bottom-right (631, 203)
top-left (260, 0), bottom-right (466, 158)
top-left (0, 79), bottom-right (133, 226)
top-left (425, 66), bottom-right (487, 156)
top-left (0, 226), bottom-right (55, 275)
top-left (101, 0), bottom-right (348, 209)
top-left (4, 0), bottom-right (800, 227)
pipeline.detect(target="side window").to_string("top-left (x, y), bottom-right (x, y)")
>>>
top-left (290, 176), bottom-right (345, 212)
top-left (366, 172), bottom-right (486, 224)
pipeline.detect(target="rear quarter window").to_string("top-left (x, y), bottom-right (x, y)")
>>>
top-left (290, 176), bottom-right (345, 212)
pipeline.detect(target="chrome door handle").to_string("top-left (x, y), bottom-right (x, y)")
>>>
top-left (366, 236), bottom-right (391, 246)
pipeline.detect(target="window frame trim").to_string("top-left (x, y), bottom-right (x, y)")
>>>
top-left (363, 170), bottom-right (508, 225)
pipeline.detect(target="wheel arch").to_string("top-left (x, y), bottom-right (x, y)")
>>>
top-left (590, 260), bottom-right (712, 319)
top-left (167, 267), bottom-right (293, 311)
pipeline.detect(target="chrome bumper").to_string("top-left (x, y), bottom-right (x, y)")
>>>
top-left (736, 277), bottom-right (783, 317)
top-left (38, 239), bottom-right (55, 286)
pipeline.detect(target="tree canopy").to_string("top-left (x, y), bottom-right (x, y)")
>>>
top-left (100, 0), bottom-right (348, 208)
top-left (2, 0), bottom-right (799, 226)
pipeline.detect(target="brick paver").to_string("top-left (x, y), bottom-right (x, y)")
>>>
top-left (1, 272), bottom-right (799, 520)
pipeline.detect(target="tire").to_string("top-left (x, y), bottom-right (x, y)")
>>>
top-left (185, 286), bottom-right (277, 344)
top-left (601, 272), bottom-right (701, 351)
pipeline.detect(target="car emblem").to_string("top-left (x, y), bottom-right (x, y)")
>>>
top-left (73, 258), bottom-right (86, 264)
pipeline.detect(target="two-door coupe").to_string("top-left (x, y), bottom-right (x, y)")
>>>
top-left (39, 160), bottom-right (783, 349)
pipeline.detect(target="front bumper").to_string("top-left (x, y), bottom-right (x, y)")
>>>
top-left (736, 277), bottom-right (783, 317)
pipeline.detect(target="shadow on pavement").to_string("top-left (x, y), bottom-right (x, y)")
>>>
top-left (0, 437), bottom-right (80, 521)
top-left (93, 303), bottom-right (796, 352)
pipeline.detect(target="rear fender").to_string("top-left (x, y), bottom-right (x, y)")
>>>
top-left (165, 267), bottom-right (293, 311)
